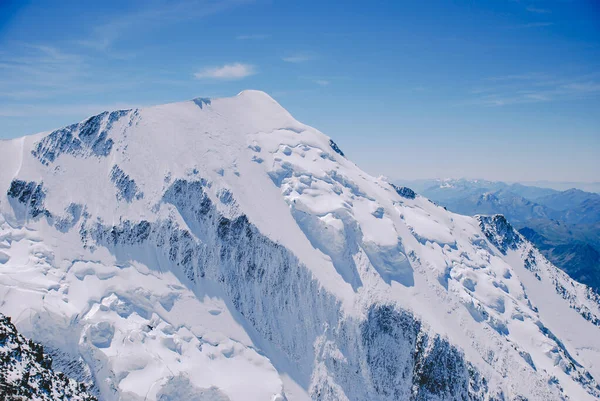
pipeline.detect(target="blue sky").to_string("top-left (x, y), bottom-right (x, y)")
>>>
top-left (0, 0), bottom-right (599, 182)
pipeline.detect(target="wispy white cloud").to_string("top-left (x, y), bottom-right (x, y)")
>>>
top-left (194, 63), bottom-right (256, 80)
top-left (0, 0), bottom-right (254, 123)
top-left (560, 82), bottom-right (600, 92)
top-left (270, 89), bottom-right (317, 98)
top-left (470, 73), bottom-right (600, 106)
top-left (0, 41), bottom-right (167, 123)
top-left (282, 53), bottom-right (315, 63)
top-left (0, 89), bottom-right (56, 100)
top-left (513, 22), bottom-right (554, 28)
top-left (299, 75), bottom-right (350, 87)
top-left (526, 6), bottom-right (551, 14)
top-left (0, 42), bottom-right (152, 101)
top-left (485, 73), bottom-right (549, 82)
top-left (522, 93), bottom-right (550, 101)
top-left (236, 34), bottom-right (270, 40)
top-left (0, 44), bottom-right (88, 92)
top-left (76, 0), bottom-right (252, 53)
top-left (0, 102), bottom-right (143, 118)
top-left (299, 75), bottom-right (338, 86)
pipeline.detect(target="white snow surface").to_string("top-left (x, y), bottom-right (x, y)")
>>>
top-left (0, 90), bottom-right (599, 400)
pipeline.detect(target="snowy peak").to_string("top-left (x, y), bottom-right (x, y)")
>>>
top-left (0, 92), bottom-right (600, 400)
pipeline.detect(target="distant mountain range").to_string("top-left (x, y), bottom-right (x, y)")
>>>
top-left (395, 178), bottom-right (600, 292)
top-left (519, 180), bottom-right (600, 193)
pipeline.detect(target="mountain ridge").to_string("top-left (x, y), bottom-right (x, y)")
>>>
top-left (396, 178), bottom-right (600, 293)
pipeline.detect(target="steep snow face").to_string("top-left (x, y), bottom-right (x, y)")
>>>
top-left (0, 90), bottom-right (599, 400)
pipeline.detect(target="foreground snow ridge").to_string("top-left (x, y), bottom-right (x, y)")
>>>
top-left (0, 90), bottom-right (599, 400)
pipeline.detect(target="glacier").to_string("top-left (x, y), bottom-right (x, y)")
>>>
top-left (0, 90), bottom-right (599, 400)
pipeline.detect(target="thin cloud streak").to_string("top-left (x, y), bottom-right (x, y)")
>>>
top-left (76, 0), bottom-right (252, 53)
top-left (0, 102), bottom-right (144, 118)
top-left (526, 6), bottom-right (551, 14)
top-left (0, 43), bottom-right (150, 99)
top-left (194, 63), bottom-right (256, 80)
top-left (561, 82), bottom-right (600, 92)
top-left (0, 1), bottom-right (254, 122)
top-left (236, 34), bottom-right (270, 40)
top-left (282, 53), bottom-right (315, 63)
top-left (0, 44), bottom-right (89, 90)
top-left (514, 22), bottom-right (554, 28)
top-left (470, 73), bottom-right (600, 106)
top-left (485, 73), bottom-right (550, 82)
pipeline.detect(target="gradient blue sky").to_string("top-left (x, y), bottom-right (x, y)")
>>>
top-left (0, 0), bottom-right (599, 182)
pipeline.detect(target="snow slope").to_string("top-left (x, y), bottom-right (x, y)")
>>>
top-left (0, 90), bottom-right (599, 400)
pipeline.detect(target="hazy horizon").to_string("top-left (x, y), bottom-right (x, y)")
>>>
top-left (392, 176), bottom-right (600, 192)
top-left (394, 177), bottom-right (600, 184)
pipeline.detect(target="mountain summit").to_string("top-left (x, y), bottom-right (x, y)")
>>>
top-left (0, 91), bottom-right (599, 400)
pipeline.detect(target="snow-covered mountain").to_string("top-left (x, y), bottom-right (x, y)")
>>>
top-left (0, 90), bottom-right (599, 400)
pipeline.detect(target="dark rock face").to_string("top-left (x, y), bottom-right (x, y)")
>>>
top-left (310, 303), bottom-right (498, 401)
top-left (477, 215), bottom-right (522, 254)
top-left (0, 313), bottom-right (96, 401)
top-left (360, 305), bottom-right (477, 401)
top-left (110, 165), bottom-right (144, 202)
top-left (31, 110), bottom-right (131, 165)
top-left (391, 184), bottom-right (417, 199)
top-left (192, 98), bottom-right (212, 109)
top-left (7, 179), bottom-right (50, 219)
top-left (32, 123), bottom-right (82, 165)
top-left (329, 139), bottom-right (345, 157)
